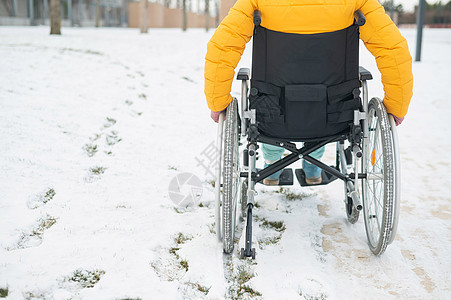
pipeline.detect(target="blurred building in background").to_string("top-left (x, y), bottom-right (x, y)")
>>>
top-left (0, 0), bottom-right (219, 28)
top-left (128, 0), bottom-right (217, 28)
top-left (0, 0), bottom-right (129, 26)
top-left (396, 1), bottom-right (451, 27)
top-left (1, 0), bottom-right (450, 28)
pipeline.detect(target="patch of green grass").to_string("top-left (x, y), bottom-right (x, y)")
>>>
top-left (106, 131), bottom-right (122, 146)
top-left (32, 215), bottom-right (57, 236)
top-left (240, 285), bottom-right (262, 297)
top-left (174, 232), bottom-right (192, 245)
top-left (234, 265), bottom-right (262, 298)
top-left (236, 265), bottom-right (253, 285)
top-left (60, 48), bottom-right (103, 56)
top-left (85, 50), bottom-right (103, 55)
top-left (196, 284), bottom-right (210, 295)
top-left (168, 165), bottom-right (178, 170)
top-left (90, 133), bottom-right (102, 142)
top-left (169, 247), bottom-right (180, 257)
top-left (299, 291), bottom-right (328, 300)
top-left (254, 202), bottom-right (261, 208)
top-left (173, 207), bottom-right (184, 214)
top-left (0, 287), bottom-right (8, 298)
top-left (276, 187), bottom-right (310, 201)
top-left (69, 269), bottom-right (105, 288)
top-left (83, 143), bottom-right (98, 157)
top-left (187, 282), bottom-right (211, 295)
top-left (198, 202), bottom-right (204, 207)
top-left (258, 234), bottom-right (282, 249)
top-left (90, 166), bottom-right (106, 175)
top-left (138, 93), bottom-right (147, 100)
top-left (42, 188), bottom-right (56, 204)
top-left (260, 219), bottom-right (286, 232)
top-left (179, 259), bottom-right (189, 272)
top-left (125, 99), bottom-right (133, 106)
top-left (209, 223), bottom-right (216, 234)
top-left (104, 117), bottom-right (116, 128)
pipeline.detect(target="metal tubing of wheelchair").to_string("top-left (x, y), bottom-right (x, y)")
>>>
top-left (244, 203), bottom-right (254, 257)
top-left (257, 135), bottom-right (298, 153)
top-left (256, 152), bottom-right (300, 181)
top-left (362, 81), bottom-right (369, 139)
top-left (338, 143), bottom-right (359, 192)
top-left (362, 81), bottom-right (369, 191)
top-left (352, 145), bottom-right (362, 209)
top-left (298, 136), bottom-right (342, 155)
top-left (350, 190), bottom-right (363, 211)
top-left (303, 155), bottom-right (348, 181)
top-left (241, 80), bottom-right (248, 136)
top-left (338, 142), bottom-right (349, 176)
top-left (255, 136), bottom-right (343, 181)
top-left (247, 143), bottom-right (256, 203)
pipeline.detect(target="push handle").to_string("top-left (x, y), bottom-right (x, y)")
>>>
top-left (253, 10), bottom-right (261, 26)
top-left (354, 10), bottom-right (366, 26)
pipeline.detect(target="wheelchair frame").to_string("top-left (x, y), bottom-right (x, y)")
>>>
top-left (214, 11), bottom-right (401, 259)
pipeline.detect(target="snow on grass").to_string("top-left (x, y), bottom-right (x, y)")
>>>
top-left (0, 26), bottom-right (450, 299)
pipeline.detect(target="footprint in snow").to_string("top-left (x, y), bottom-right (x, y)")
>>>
top-left (27, 188), bottom-right (56, 209)
top-left (8, 215), bottom-right (57, 250)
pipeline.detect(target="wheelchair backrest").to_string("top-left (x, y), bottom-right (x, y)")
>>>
top-left (250, 21), bottom-right (361, 140)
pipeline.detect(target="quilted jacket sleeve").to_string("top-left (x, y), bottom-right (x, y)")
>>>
top-left (204, 0), bottom-right (257, 112)
top-left (357, 0), bottom-right (413, 117)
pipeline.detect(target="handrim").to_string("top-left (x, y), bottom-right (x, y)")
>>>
top-left (362, 98), bottom-right (394, 255)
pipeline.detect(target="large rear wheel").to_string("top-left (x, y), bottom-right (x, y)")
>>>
top-left (362, 98), bottom-right (395, 255)
top-left (222, 99), bottom-right (241, 254)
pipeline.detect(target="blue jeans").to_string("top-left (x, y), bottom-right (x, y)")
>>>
top-left (261, 143), bottom-right (325, 179)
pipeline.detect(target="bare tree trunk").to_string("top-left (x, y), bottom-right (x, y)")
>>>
top-left (1, 0), bottom-right (13, 16)
top-left (215, 0), bottom-right (219, 27)
top-left (95, 0), bottom-right (100, 27)
top-left (204, 0), bottom-right (209, 32)
top-left (139, 0), bottom-right (148, 33)
top-left (50, 0), bottom-right (61, 34)
top-left (182, 0), bottom-right (187, 31)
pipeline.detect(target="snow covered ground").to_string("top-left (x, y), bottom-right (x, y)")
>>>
top-left (0, 26), bottom-right (450, 299)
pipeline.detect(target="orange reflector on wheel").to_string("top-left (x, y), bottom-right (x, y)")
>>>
top-left (371, 149), bottom-right (376, 166)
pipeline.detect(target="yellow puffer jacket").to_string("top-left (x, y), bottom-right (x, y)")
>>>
top-left (205, 0), bottom-right (413, 118)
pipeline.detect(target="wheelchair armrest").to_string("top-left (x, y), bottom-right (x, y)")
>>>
top-left (359, 66), bottom-right (373, 81)
top-left (237, 68), bottom-right (250, 80)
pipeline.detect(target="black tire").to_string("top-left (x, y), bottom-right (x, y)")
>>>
top-left (338, 143), bottom-right (360, 224)
top-left (222, 99), bottom-right (240, 254)
top-left (362, 98), bottom-right (394, 255)
top-left (346, 195), bottom-right (360, 224)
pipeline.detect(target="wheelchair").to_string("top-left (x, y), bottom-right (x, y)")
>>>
top-left (214, 11), bottom-right (400, 258)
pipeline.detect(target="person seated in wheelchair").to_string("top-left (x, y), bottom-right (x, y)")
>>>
top-left (205, 0), bottom-right (412, 186)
